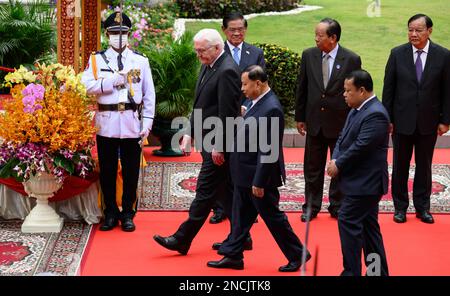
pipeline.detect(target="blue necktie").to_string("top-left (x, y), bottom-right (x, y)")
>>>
top-left (415, 50), bottom-right (423, 82)
top-left (232, 47), bottom-right (240, 65)
top-left (347, 109), bottom-right (358, 126)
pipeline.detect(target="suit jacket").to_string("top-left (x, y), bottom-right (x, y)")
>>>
top-left (332, 97), bottom-right (389, 196)
top-left (224, 41), bottom-right (266, 72)
top-left (295, 45), bottom-right (361, 138)
top-left (230, 90), bottom-right (286, 189)
top-left (382, 40), bottom-right (450, 135)
top-left (190, 53), bottom-right (241, 151)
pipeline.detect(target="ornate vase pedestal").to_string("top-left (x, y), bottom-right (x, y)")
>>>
top-left (21, 172), bottom-right (63, 233)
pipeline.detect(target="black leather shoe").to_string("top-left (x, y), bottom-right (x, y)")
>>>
top-left (301, 212), bottom-right (318, 222)
top-left (209, 212), bottom-right (226, 224)
top-left (279, 251), bottom-right (311, 272)
top-left (99, 216), bottom-right (118, 231)
top-left (212, 238), bottom-right (253, 251)
top-left (121, 217), bottom-right (136, 232)
top-left (393, 211), bottom-right (406, 223)
top-left (329, 210), bottom-right (339, 219)
top-left (207, 256), bottom-right (244, 270)
top-left (416, 211), bottom-right (434, 224)
top-left (153, 235), bottom-right (190, 255)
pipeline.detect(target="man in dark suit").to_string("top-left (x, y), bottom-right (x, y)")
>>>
top-left (327, 70), bottom-right (389, 276)
top-left (295, 18), bottom-right (361, 222)
top-left (209, 11), bottom-right (267, 224)
top-left (383, 14), bottom-right (450, 224)
top-left (207, 65), bottom-right (310, 272)
top-left (222, 12), bottom-right (265, 72)
top-left (153, 29), bottom-right (241, 255)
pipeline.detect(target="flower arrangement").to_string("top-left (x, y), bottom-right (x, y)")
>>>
top-left (0, 63), bottom-right (96, 183)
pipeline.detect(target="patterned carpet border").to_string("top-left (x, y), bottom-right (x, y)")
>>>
top-left (0, 221), bottom-right (92, 276)
top-left (138, 162), bottom-right (450, 213)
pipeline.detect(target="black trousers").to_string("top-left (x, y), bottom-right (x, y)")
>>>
top-left (392, 131), bottom-right (437, 213)
top-left (338, 194), bottom-right (389, 276)
top-left (303, 129), bottom-right (342, 214)
top-left (220, 185), bottom-right (305, 261)
top-left (96, 135), bottom-right (141, 218)
top-left (173, 151), bottom-right (232, 244)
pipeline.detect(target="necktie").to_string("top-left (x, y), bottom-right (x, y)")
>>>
top-left (232, 47), bottom-right (240, 65)
top-left (415, 50), bottom-right (423, 82)
top-left (322, 53), bottom-right (330, 88)
top-left (117, 54), bottom-right (124, 71)
top-left (200, 66), bottom-right (211, 84)
top-left (347, 109), bottom-right (358, 126)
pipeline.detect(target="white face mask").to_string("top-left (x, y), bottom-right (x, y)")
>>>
top-left (109, 34), bottom-right (128, 49)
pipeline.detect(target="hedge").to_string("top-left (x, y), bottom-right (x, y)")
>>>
top-left (254, 43), bottom-right (301, 118)
top-left (177, 0), bottom-right (299, 19)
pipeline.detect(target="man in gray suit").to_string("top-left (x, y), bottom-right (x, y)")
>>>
top-left (295, 18), bottom-right (361, 222)
top-left (383, 14), bottom-right (450, 224)
top-left (153, 29), bottom-right (241, 255)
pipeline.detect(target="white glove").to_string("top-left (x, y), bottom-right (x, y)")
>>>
top-left (112, 72), bottom-right (127, 87)
top-left (140, 128), bottom-right (150, 140)
top-left (138, 128), bottom-right (150, 147)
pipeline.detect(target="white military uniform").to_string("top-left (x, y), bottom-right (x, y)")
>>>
top-left (82, 47), bottom-right (155, 138)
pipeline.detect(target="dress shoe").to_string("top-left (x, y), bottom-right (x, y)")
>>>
top-left (416, 211), bottom-right (434, 224)
top-left (207, 256), bottom-right (244, 270)
top-left (212, 238), bottom-right (253, 251)
top-left (329, 210), bottom-right (339, 219)
top-left (99, 216), bottom-right (118, 231)
top-left (279, 251), bottom-right (312, 272)
top-left (120, 216), bottom-right (136, 232)
top-left (301, 212), bottom-right (318, 222)
top-left (209, 212), bottom-right (226, 224)
top-left (393, 211), bottom-right (406, 223)
top-left (153, 235), bottom-right (190, 255)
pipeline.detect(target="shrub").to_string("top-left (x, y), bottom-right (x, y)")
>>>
top-left (0, 0), bottom-right (56, 93)
top-left (101, 1), bottom-right (180, 50)
top-left (176, 0), bottom-right (299, 19)
top-left (254, 43), bottom-right (301, 118)
top-left (140, 32), bottom-right (200, 120)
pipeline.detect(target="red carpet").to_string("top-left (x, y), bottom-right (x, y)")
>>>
top-left (81, 212), bottom-right (450, 276)
top-left (80, 147), bottom-right (450, 276)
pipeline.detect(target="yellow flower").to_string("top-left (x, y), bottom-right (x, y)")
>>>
top-left (0, 63), bottom-right (97, 152)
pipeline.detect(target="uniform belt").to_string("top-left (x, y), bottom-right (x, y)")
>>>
top-left (98, 103), bottom-right (134, 112)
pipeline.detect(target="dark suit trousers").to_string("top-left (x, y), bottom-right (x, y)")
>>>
top-left (303, 130), bottom-right (342, 214)
top-left (392, 132), bottom-right (437, 212)
top-left (96, 135), bottom-right (141, 218)
top-left (338, 194), bottom-right (389, 276)
top-left (220, 185), bottom-right (304, 261)
top-left (173, 151), bottom-right (232, 244)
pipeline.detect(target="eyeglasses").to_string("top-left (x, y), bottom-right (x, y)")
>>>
top-left (194, 45), bottom-right (215, 54)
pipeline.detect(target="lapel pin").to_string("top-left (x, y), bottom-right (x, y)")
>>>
top-left (246, 50), bottom-right (250, 55)
top-left (336, 64), bottom-right (341, 70)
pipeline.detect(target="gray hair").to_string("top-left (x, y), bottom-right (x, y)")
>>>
top-left (193, 29), bottom-right (224, 50)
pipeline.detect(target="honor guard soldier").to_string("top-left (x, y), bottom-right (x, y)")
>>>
top-left (82, 12), bottom-right (155, 232)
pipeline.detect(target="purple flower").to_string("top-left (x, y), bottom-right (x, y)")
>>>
top-left (21, 83), bottom-right (45, 113)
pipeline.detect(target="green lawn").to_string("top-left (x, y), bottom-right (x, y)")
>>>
top-left (185, 0), bottom-right (450, 99)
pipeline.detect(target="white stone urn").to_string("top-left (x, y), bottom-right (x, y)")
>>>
top-left (21, 172), bottom-right (64, 233)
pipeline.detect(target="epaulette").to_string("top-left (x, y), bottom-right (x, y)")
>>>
top-left (133, 50), bottom-right (146, 57)
top-left (92, 50), bottom-right (106, 55)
